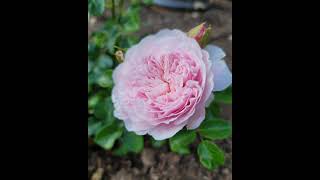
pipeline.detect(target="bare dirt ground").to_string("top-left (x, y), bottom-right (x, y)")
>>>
top-left (88, 1), bottom-right (232, 179)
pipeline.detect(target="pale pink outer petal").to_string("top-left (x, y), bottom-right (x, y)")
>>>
top-left (205, 44), bottom-right (232, 92)
top-left (123, 118), bottom-right (154, 132)
top-left (187, 50), bottom-right (214, 129)
top-left (204, 45), bottom-right (226, 62)
top-left (186, 104), bottom-right (206, 129)
top-left (149, 122), bottom-right (187, 140)
top-left (212, 60), bottom-right (232, 92)
top-left (112, 64), bottom-right (129, 120)
top-left (205, 93), bottom-right (214, 107)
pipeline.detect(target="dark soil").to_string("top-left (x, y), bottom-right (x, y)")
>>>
top-left (88, 0), bottom-right (232, 179)
top-left (89, 137), bottom-right (231, 180)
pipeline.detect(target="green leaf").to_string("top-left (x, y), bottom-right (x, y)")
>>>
top-left (88, 60), bottom-right (93, 73)
top-left (118, 35), bottom-right (138, 49)
top-left (88, 94), bottom-right (101, 111)
top-left (88, 42), bottom-right (100, 60)
top-left (97, 69), bottom-right (113, 88)
top-left (121, 7), bottom-right (140, 33)
top-left (105, 0), bottom-right (121, 9)
top-left (169, 130), bottom-right (196, 155)
top-left (93, 98), bottom-right (107, 120)
top-left (94, 122), bottom-right (123, 150)
top-left (91, 26), bottom-right (120, 54)
top-left (130, 0), bottom-right (139, 5)
top-left (198, 118), bottom-right (232, 140)
top-left (88, 0), bottom-right (105, 16)
top-left (124, 131), bottom-right (144, 153)
top-left (114, 131), bottom-right (144, 156)
top-left (91, 31), bottom-right (108, 49)
top-left (88, 117), bottom-right (103, 136)
top-left (104, 96), bottom-right (115, 124)
top-left (214, 86), bottom-right (232, 104)
top-left (211, 102), bottom-right (221, 116)
top-left (142, 0), bottom-right (153, 5)
top-left (113, 144), bottom-right (128, 156)
top-left (102, 21), bottom-right (121, 53)
top-left (197, 141), bottom-right (225, 170)
top-left (93, 96), bottom-right (115, 126)
top-left (97, 55), bottom-right (113, 69)
top-left (88, 73), bottom-right (96, 94)
top-left (206, 102), bottom-right (221, 120)
top-left (151, 137), bottom-right (166, 148)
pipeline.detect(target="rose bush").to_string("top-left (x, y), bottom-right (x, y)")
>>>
top-left (88, 0), bottom-right (232, 171)
top-left (112, 29), bottom-right (231, 140)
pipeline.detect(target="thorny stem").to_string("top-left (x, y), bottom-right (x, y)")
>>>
top-left (114, 45), bottom-right (127, 51)
top-left (196, 131), bottom-right (204, 142)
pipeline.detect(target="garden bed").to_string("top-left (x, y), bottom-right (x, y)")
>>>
top-left (89, 138), bottom-right (231, 180)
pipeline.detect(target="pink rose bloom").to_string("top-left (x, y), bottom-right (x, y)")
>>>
top-left (112, 29), bottom-right (231, 140)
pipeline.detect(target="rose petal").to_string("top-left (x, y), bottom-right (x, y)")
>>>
top-left (212, 60), bottom-right (232, 91)
top-left (149, 122), bottom-right (187, 140)
top-left (186, 104), bottom-right (205, 129)
top-left (205, 93), bottom-right (214, 107)
top-left (200, 50), bottom-right (214, 105)
top-left (123, 118), bottom-right (154, 132)
top-left (205, 44), bottom-right (226, 62)
top-left (135, 129), bottom-right (148, 135)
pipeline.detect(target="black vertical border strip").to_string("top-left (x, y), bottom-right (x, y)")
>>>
top-left (40, 0), bottom-right (88, 179)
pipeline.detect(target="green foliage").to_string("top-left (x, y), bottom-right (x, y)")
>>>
top-left (88, 0), bottom-right (105, 16)
top-left (198, 118), bottom-right (232, 140)
top-left (120, 6), bottom-right (141, 33)
top-left (88, 0), bottom-right (145, 153)
top-left (197, 141), bottom-right (225, 170)
top-left (114, 131), bottom-right (144, 155)
top-left (94, 121), bottom-right (123, 149)
top-left (88, 95), bottom-right (122, 150)
top-left (117, 35), bottom-right (139, 49)
top-left (195, 86), bottom-right (232, 170)
top-left (151, 137), bottom-right (166, 148)
top-left (169, 130), bottom-right (196, 155)
top-left (131, 0), bottom-right (153, 5)
top-left (214, 86), bottom-right (232, 104)
top-left (206, 101), bottom-right (221, 120)
top-left (96, 69), bottom-right (113, 88)
top-left (142, 0), bottom-right (153, 5)
top-left (88, 117), bottom-right (103, 136)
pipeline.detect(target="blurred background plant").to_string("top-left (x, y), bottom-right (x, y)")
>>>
top-left (88, 0), bottom-right (153, 156)
top-left (88, 0), bottom-right (232, 173)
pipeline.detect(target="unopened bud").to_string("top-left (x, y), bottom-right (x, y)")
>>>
top-left (187, 22), bottom-right (212, 48)
top-left (115, 50), bottom-right (124, 62)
